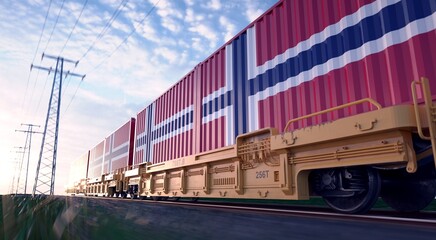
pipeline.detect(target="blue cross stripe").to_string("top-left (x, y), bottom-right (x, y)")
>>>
top-left (201, 0), bottom-right (436, 140)
top-left (137, 104), bottom-right (194, 162)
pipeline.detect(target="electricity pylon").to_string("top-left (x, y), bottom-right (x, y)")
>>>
top-left (15, 124), bottom-right (42, 194)
top-left (11, 147), bottom-right (25, 194)
top-left (31, 53), bottom-right (85, 195)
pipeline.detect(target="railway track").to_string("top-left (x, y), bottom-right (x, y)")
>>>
top-left (6, 195), bottom-right (436, 239)
top-left (81, 195), bottom-right (436, 228)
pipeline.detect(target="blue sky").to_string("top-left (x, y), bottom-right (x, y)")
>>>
top-left (0, 0), bottom-right (277, 194)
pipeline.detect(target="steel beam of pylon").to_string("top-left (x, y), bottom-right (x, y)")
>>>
top-left (32, 53), bottom-right (84, 196)
top-left (11, 147), bottom-right (25, 194)
top-left (15, 124), bottom-right (42, 194)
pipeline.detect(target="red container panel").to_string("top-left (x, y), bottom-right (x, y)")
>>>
top-left (88, 140), bottom-right (104, 179)
top-left (135, 0), bottom-right (436, 165)
top-left (135, 74), bottom-right (195, 165)
top-left (104, 118), bottom-right (135, 173)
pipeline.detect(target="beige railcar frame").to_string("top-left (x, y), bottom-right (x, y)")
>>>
top-left (132, 78), bottom-right (436, 201)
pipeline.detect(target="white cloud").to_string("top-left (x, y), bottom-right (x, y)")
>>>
top-left (152, 0), bottom-right (183, 19)
top-left (154, 47), bottom-right (179, 64)
top-left (148, 0), bottom-right (183, 33)
top-left (204, 0), bottom-right (222, 10)
top-left (162, 17), bottom-right (181, 33)
top-left (28, 0), bottom-right (44, 6)
top-left (137, 20), bottom-right (161, 43)
top-left (185, 8), bottom-right (205, 23)
top-left (191, 37), bottom-right (205, 52)
top-left (111, 19), bottom-right (131, 33)
top-left (245, 1), bottom-right (264, 22)
top-left (78, 88), bottom-right (115, 107)
top-left (188, 23), bottom-right (218, 49)
top-left (99, 0), bottom-right (120, 8)
top-left (185, 8), bottom-right (195, 23)
top-left (64, 1), bottom-right (83, 14)
top-left (219, 16), bottom-right (236, 42)
top-left (184, 0), bottom-right (195, 6)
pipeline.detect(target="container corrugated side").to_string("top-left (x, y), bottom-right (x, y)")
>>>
top-left (135, 0), bottom-right (436, 165)
top-left (104, 118), bottom-right (136, 173)
top-left (88, 140), bottom-right (104, 179)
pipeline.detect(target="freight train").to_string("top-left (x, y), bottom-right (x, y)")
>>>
top-left (67, 0), bottom-right (436, 214)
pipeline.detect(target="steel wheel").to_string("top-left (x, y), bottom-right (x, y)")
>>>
top-left (311, 167), bottom-right (381, 214)
top-left (108, 188), bottom-right (115, 198)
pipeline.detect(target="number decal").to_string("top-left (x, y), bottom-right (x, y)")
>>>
top-left (256, 170), bottom-right (269, 179)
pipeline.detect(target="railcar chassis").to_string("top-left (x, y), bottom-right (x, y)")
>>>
top-left (88, 78), bottom-right (436, 214)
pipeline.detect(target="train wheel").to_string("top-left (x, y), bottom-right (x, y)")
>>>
top-left (151, 196), bottom-right (162, 201)
top-left (311, 167), bottom-right (381, 214)
top-left (115, 192), bottom-right (120, 198)
top-left (108, 188), bottom-right (114, 198)
top-left (381, 167), bottom-right (436, 212)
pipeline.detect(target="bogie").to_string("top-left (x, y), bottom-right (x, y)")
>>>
top-left (310, 167), bottom-right (381, 214)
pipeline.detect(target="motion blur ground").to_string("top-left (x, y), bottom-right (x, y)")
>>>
top-left (1, 195), bottom-right (436, 240)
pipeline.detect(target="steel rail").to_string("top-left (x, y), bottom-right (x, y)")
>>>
top-left (80, 195), bottom-right (436, 227)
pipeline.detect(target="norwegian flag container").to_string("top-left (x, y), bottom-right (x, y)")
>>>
top-left (88, 140), bottom-right (105, 179)
top-left (104, 118), bottom-right (136, 173)
top-left (135, 0), bottom-right (436, 165)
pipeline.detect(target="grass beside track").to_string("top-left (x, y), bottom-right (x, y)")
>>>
top-left (0, 195), bottom-right (435, 239)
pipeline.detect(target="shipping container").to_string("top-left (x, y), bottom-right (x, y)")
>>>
top-left (104, 118), bottom-right (136, 173)
top-left (135, 0), bottom-right (436, 165)
top-left (88, 140), bottom-right (105, 180)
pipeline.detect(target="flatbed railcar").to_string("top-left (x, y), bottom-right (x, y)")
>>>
top-left (68, 0), bottom-right (436, 214)
top-left (121, 78), bottom-right (435, 214)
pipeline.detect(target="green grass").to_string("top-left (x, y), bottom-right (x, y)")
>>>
top-left (1, 195), bottom-right (435, 239)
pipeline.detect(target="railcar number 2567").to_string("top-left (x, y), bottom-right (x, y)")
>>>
top-left (256, 170), bottom-right (269, 179)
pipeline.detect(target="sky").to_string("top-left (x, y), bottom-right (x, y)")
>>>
top-left (0, 0), bottom-right (277, 195)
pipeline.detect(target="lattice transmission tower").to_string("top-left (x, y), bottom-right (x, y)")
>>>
top-left (15, 124), bottom-right (42, 194)
top-left (31, 53), bottom-right (85, 195)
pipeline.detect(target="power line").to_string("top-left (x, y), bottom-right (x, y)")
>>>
top-left (31, 73), bottom-right (50, 123)
top-left (63, 0), bottom-right (159, 115)
top-left (58, 0), bottom-right (89, 56)
top-left (88, 0), bottom-right (160, 74)
top-left (78, 0), bottom-right (130, 62)
top-left (58, 0), bottom-right (86, 100)
top-left (42, 0), bottom-right (66, 55)
top-left (62, 73), bottom-right (74, 98)
top-left (63, 78), bottom-right (84, 116)
top-left (21, 0), bottom-right (53, 114)
top-left (25, 0), bottom-right (65, 122)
